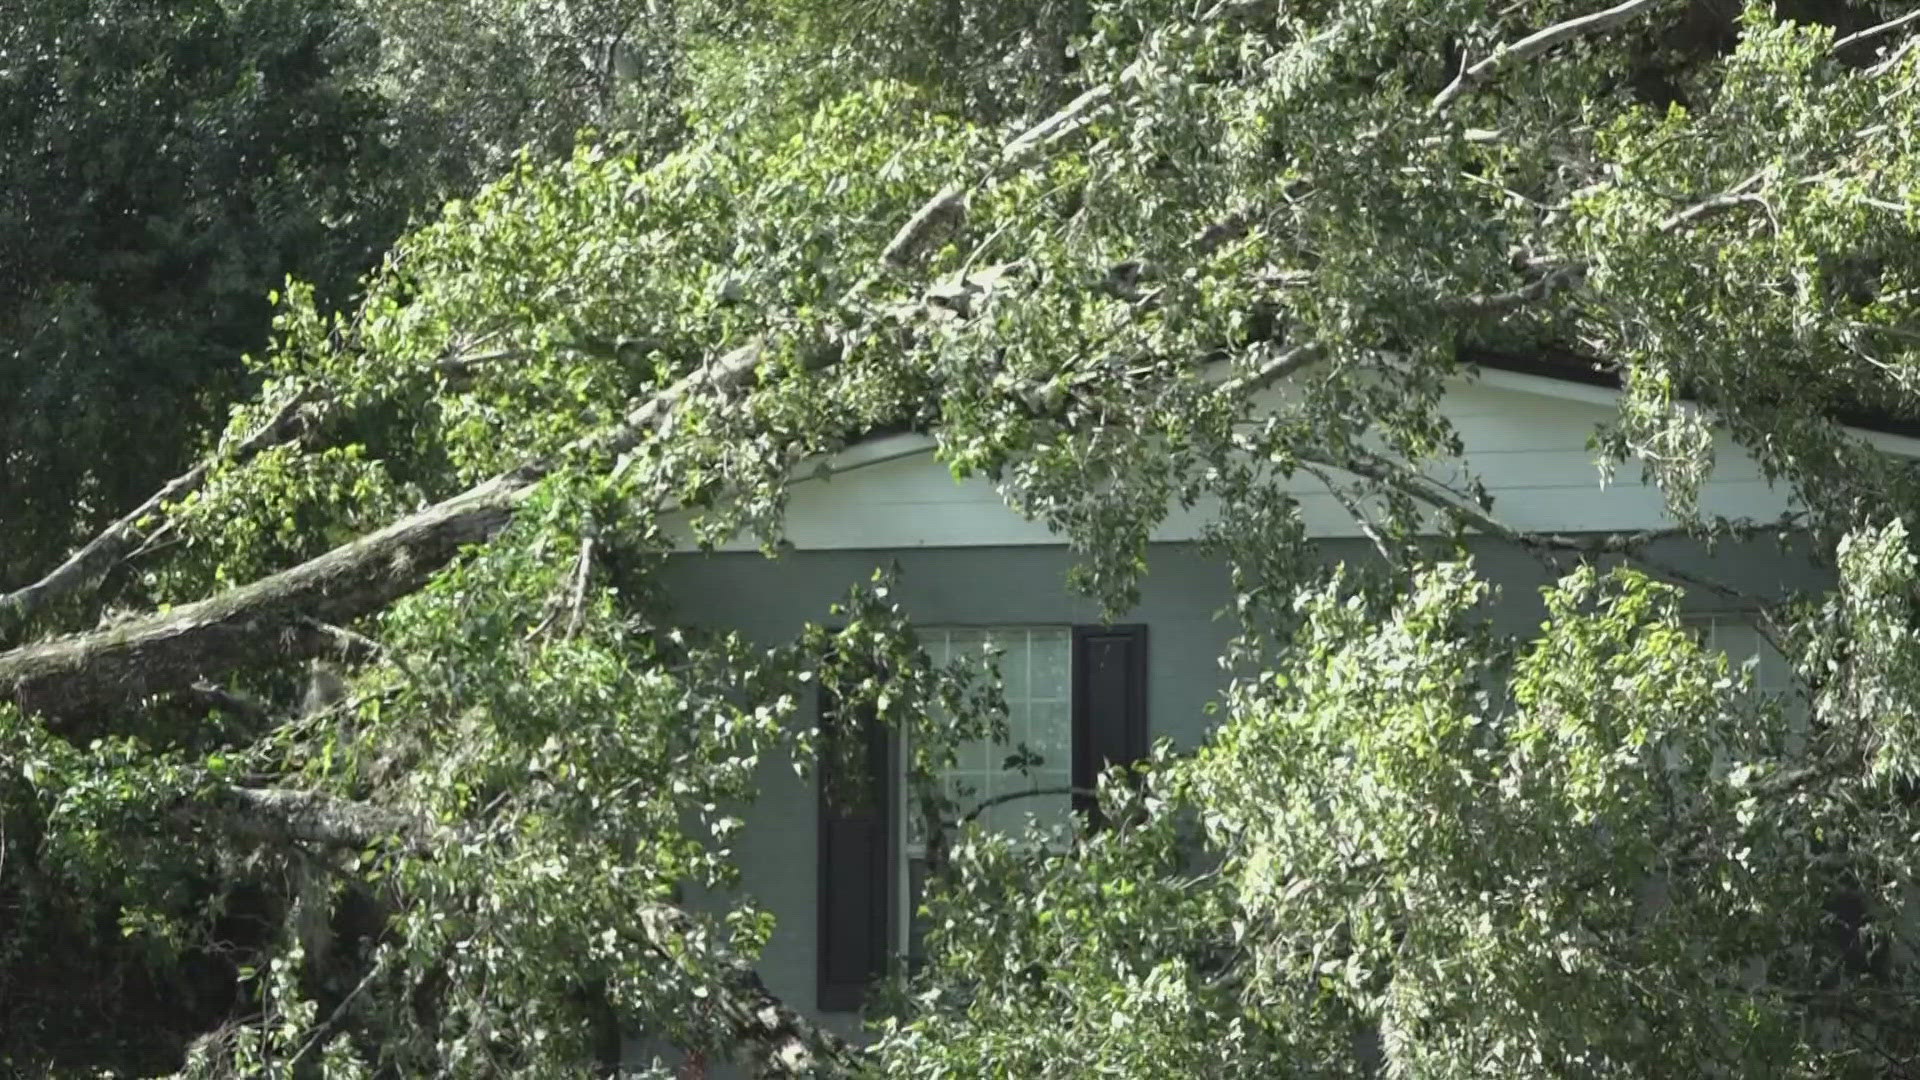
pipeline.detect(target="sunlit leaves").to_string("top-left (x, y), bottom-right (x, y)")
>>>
top-left (14, 0), bottom-right (1920, 1074)
top-left (1194, 564), bottom-right (1834, 1074)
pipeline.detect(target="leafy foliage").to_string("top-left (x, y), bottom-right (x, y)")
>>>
top-left (1197, 565), bottom-right (1830, 1073)
top-left (0, 0), bottom-right (423, 588)
top-left (6, 0), bottom-right (1920, 1076)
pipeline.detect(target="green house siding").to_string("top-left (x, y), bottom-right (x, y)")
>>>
top-left (647, 536), bottom-right (1828, 1064)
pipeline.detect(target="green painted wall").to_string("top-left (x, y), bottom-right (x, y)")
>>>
top-left (646, 536), bottom-right (1830, 1063)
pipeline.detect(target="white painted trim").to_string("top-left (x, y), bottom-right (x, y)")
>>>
top-left (1473, 365), bottom-right (1920, 458)
top-left (1471, 366), bottom-right (1622, 410)
top-left (1852, 424), bottom-right (1920, 457)
top-left (809, 431), bottom-right (938, 476)
top-left (660, 370), bottom-right (1920, 552)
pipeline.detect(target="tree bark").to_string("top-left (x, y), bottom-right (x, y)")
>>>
top-left (1, 481), bottom-right (524, 722)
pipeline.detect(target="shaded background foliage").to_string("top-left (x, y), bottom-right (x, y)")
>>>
top-left (0, 0), bottom-right (418, 588)
top-left (5, 0), bottom-right (1920, 1075)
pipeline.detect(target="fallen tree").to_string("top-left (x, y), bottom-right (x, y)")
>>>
top-left (6, 0), bottom-right (1920, 1075)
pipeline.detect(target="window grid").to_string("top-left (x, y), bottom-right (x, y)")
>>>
top-left (899, 626), bottom-right (1074, 956)
top-left (1686, 613), bottom-right (1791, 694)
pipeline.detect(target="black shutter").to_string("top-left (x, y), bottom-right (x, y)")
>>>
top-left (816, 683), bottom-right (892, 1012)
top-left (1071, 624), bottom-right (1149, 819)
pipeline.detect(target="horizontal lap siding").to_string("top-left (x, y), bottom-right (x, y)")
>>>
top-left (649, 539), bottom-right (1831, 1076)
top-left (661, 378), bottom-right (1809, 551)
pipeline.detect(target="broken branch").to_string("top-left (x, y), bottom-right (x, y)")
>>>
top-left (0, 388), bottom-right (315, 641)
top-left (0, 481), bottom-right (524, 723)
top-left (1834, 9), bottom-right (1920, 54)
top-left (0, 344), bottom-right (527, 644)
top-left (1217, 343), bottom-right (1324, 399)
top-left (1659, 168), bottom-right (1770, 233)
top-left (180, 784), bottom-right (859, 1075)
top-left (1000, 85), bottom-right (1114, 164)
top-left (1442, 261), bottom-right (1588, 314)
top-left (1432, 0), bottom-right (1664, 112)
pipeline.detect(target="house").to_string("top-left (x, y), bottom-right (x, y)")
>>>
top-left (642, 357), bottom-right (1908, 1069)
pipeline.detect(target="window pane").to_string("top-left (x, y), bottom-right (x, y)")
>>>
top-left (959, 735), bottom-right (991, 772)
top-left (1004, 701), bottom-right (1030, 766)
top-left (1686, 613), bottom-right (1795, 696)
top-left (997, 633), bottom-right (1030, 699)
top-left (907, 855), bottom-right (929, 964)
top-left (903, 625), bottom-right (1076, 954)
top-left (977, 784), bottom-right (1074, 835)
top-left (1029, 700), bottom-right (1070, 768)
top-left (946, 628), bottom-right (987, 658)
top-left (946, 628), bottom-right (1071, 835)
top-left (1030, 629), bottom-right (1071, 700)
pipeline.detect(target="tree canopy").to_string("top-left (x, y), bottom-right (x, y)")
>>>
top-left (0, 0), bottom-right (424, 586)
top-left (5, 0), bottom-right (1920, 1076)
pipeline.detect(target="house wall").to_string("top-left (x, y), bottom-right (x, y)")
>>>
top-left (658, 367), bottom-right (1902, 553)
top-left (646, 536), bottom-right (1830, 1068)
top-left (631, 363), bottom-right (1909, 1072)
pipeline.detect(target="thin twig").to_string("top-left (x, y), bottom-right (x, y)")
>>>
top-left (286, 950), bottom-right (394, 1070)
top-left (957, 785), bottom-right (1097, 826)
top-left (1001, 85), bottom-right (1114, 164)
top-left (124, 519), bottom-right (182, 563)
top-left (1443, 261), bottom-right (1588, 314)
top-left (1315, 445), bottom-right (1792, 609)
top-left (181, 681), bottom-right (273, 725)
top-left (880, 186), bottom-right (966, 268)
top-left (879, 87), bottom-right (1114, 270)
top-left (1217, 343), bottom-right (1325, 398)
top-left (299, 619), bottom-right (387, 666)
top-left (1868, 35), bottom-right (1920, 77)
top-left (300, 619), bottom-right (428, 696)
top-left (1659, 168), bottom-right (1770, 233)
top-left (1302, 462), bottom-right (1401, 565)
top-left (564, 535), bottom-right (596, 639)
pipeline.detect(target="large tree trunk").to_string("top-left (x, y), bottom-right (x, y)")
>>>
top-left (0, 83), bottom-right (1114, 724)
top-left (1, 481), bottom-right (524, 723)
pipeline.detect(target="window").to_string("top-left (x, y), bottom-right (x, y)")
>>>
top-left (900, 626), bottom-right (1075, 959)
top-left (1687, 611), bottom-right (1806, 755)
top-left (1686, 613), bottom-right (1792, 694)
top-left (817, 623), bottom-right (1147, 1011)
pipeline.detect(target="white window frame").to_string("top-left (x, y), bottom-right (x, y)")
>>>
top-left (1684, 611), bottom-right (1792, 694)
top-left (896, 625), bottom-right (1076, 956)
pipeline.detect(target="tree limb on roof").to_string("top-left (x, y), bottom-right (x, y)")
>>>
top-left (0, 82), bottom-right (1124, 725)
top-left (1432, 0), bottom-right (1665, 113)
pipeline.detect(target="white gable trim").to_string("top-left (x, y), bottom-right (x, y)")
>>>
top-left (662, 372), bottom-right (1920, 552)
top-left (1474, 365), bottom-right (1920, 459)
top-left (1472, 366), bottom-right (1622, 409)
top-left (811, 431), bottom-right (936, 475)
